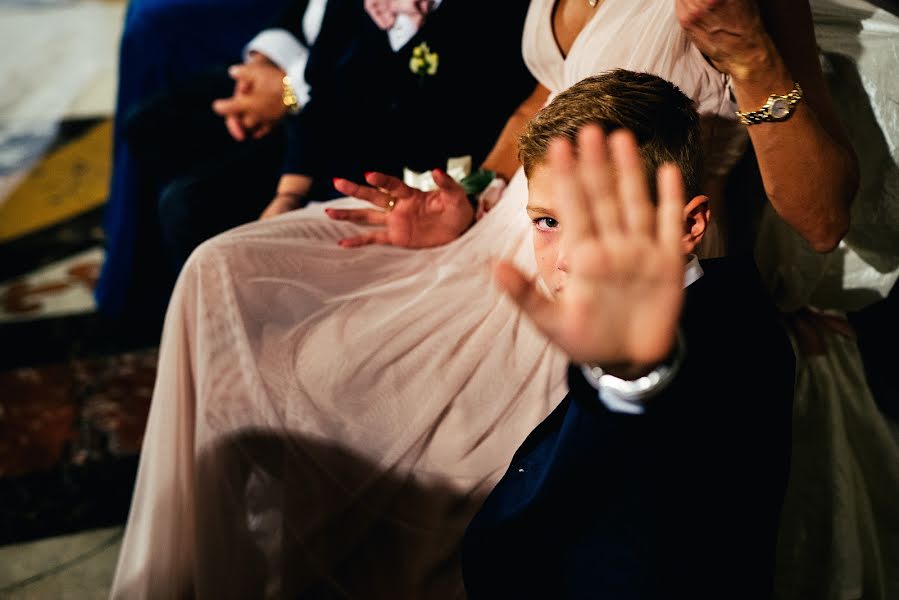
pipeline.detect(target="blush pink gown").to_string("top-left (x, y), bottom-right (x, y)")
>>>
top-left (111, 1), bottom-right (748, 597)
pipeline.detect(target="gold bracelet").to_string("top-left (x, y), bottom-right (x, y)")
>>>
top-left (282, 75), bottom-right (301, 115)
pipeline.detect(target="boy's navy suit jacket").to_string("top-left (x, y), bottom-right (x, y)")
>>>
top-left (463, 256), bottom-right (795, 599)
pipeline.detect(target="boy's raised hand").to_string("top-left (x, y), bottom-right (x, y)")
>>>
top-left (496, 126), bottom-right (686, 376)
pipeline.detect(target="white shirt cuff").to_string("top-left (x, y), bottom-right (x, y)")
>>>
top-left (580, 332), bottom-right (685, 415)
top-left (244, 29), bottom-right (311, 106)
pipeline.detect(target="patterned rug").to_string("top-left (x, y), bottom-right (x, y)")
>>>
top-left (0, 350), bottom-right (155, 545)
top-left (1, 114), bottom-right (156, 545)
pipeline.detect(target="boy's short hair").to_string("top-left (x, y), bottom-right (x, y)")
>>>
top-left (519, 69), bottom-right (703, 198)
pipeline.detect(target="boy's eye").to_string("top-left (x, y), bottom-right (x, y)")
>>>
top-left (533, 217), bottom-right (559, 232)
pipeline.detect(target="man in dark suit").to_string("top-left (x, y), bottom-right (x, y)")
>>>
top-left (121, 0), bottom-right (535, 308)
top-left (462, 70), bottom-right (795, 599)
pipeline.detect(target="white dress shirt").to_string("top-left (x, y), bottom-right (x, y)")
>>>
top-left (243, 0), bottom-right (326, 106)
top-left (581, 255), bottom-right (703, 414)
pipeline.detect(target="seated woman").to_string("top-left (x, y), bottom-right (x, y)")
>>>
top-left (99, 0), bottom-right (536, 324)
top-left (96, 0), bottom-right (294, 321)
top-left (112, 0), bottom-right (894, 597)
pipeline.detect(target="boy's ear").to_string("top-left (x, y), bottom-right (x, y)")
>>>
top-left (681, 195), bottom-right (710, 254)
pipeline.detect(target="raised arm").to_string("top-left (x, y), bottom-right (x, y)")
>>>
top-left (678, 0), bottom-right (859, 252)
top-left (480, 83), bottom-right (552, 181)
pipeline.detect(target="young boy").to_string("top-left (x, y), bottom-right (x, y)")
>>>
top-left (462, 70), bottom-right (795, 599)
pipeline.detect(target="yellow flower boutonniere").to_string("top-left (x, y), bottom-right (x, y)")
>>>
top-left (409, 42), bottom-right (439, 78)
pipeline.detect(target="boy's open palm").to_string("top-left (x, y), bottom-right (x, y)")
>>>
top-left (496, 127), bottom-right (686, 372)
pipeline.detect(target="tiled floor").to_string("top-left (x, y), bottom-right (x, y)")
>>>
top-left (0, 527), bottom-right (122, 599)
top-left (0, 0), bottom-right (134, 595)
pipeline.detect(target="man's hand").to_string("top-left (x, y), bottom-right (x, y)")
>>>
top-left (212, 53), bottom-right (288, 141)
top-left (496, 126), bottom-right (686, 373)
top-left (260, 174), bottom-right (313, 220)
top-left (260, 194), bottom-right (302, 220)
top-left (676, 0), bottom-right (773, 82)
top-left (328, 170), bottom-right (474, 248)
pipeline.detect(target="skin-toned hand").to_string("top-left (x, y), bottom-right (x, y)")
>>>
top-left (364, 0), bottom-right (431, 30)
top-left (328, 170), bottom-right (474, 248)
top-left (212, 53), bottom-right (288, 142)
top-left (495, 126), bottom-right (686, 374)
top-left (678, 0), bottom-right (858, 252)
top-left (260, 194), bottom-right (302, 220)
top-left (675, 0), bottom-right (772, 81)
top-left (259, 174), bottom-right (314, 220)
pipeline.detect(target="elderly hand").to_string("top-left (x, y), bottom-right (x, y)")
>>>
top-left (365, 0), bottom-right (432, 30)
top-left (212, 53), bottom-right (288, 142)
top-left (496, 126), bottom-right (686, 372)
top-left (675, 0), bottom-right (774, 81)
top-left (328, 170), bottom-right (474, 248)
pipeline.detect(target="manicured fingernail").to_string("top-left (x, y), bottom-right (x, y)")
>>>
top-left (332, 177), bottom-right (341, 187)
top-left (364, 171), bottom-right (375, 179)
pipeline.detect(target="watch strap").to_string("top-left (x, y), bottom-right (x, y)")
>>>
top-left (736, 82), bottom-right (803, 126)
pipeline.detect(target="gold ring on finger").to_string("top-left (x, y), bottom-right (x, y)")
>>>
top-left (386, 197), bottom-right (397, 211)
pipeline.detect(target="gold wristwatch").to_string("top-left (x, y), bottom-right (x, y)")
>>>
top-left (736, 82), bottom-right (803, 126)
top-left (282, 75), bottom-right (301, 115)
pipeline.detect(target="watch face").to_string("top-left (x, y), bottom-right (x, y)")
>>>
top-left (769, 98), bottom-right (790, 119)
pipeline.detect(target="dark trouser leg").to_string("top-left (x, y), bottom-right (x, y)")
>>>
top-left (157, 129), bottom-right (285, 269)
top-left (122, 67), bottom-right (285, 276)
top-left (124, 69), bottom-right (241, 181)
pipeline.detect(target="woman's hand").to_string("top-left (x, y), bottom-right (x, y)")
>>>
top-left (328, 170), bottom-right (474, 248)
top-left (496, 127), bottom-right (686, 372)
top-left (678, 0), bottom-right (858, 252)
top-left (675, 0), bottom-right (774, 82)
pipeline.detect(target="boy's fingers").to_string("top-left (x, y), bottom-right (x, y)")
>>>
top-left (656, 164), bottom-right (687, 250)
top-left (494, 261), bottom-right (561, 341)
top-left (548, 138), bottom-right (594, 244)
top-left (578, 125), bottom-right (620, 236)
top-left (609, 130), bottom-right (654, 236)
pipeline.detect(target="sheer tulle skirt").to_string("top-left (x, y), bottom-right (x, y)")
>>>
top-left (110, 169), bottom-right (570, 598)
